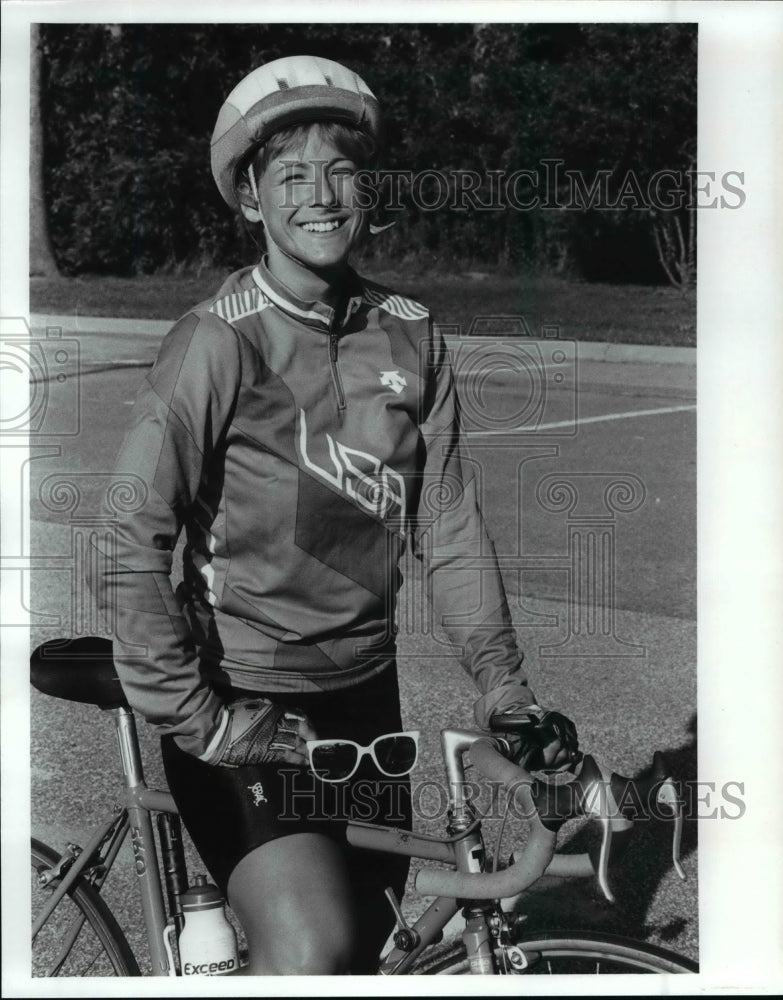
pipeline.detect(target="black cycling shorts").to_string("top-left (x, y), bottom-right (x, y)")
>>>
top-left (161, 665), bottom-right (412, 899)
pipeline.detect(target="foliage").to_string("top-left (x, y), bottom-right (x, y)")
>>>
top-left (40, 23), bottom-right (696, 281)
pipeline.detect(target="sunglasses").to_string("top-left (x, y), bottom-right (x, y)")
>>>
top-left (306, 731), bottom-right (419, 783)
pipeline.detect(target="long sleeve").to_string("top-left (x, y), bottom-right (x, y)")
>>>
top-left (411, 328), bottom-right (536, 729)
top-left (90, 311), bottom-right (241, 756)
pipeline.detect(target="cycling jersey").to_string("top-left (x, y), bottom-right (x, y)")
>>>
top-left (96, 258), bottom-right (535, 756)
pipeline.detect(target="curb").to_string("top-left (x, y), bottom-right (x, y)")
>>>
top-left (30, 314), bottom-right (695, 366)
top-left (444, 337), bottom-right (695, 366)
top-left (569, 341), bottom-right (695, 365)
top-left (31, 314), bottom-right (173, 338)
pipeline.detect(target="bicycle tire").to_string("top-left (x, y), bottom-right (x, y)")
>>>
top-left (31, 838), bottom-right (140, 977)
top-left (413, 929), bottom-right (698, 975)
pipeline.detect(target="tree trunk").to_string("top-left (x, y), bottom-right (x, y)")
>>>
top-left (30, 23), bottom-right (59, 277)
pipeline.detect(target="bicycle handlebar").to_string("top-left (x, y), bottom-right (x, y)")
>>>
top-left (414, 738), bottom-right (686, 901)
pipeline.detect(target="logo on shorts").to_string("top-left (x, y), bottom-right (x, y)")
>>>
top-left (379, 370), bottom-right (407, 394)
top-left (248, 782), bottom-right (268, 806)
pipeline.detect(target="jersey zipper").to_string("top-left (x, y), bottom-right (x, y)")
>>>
top-left (328, 330), bottom-right (346, 411)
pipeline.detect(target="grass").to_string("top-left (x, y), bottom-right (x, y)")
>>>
top-left (30, 267), bottom-right (696, 347)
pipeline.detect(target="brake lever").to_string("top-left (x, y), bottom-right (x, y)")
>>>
top-left (655, 775), bottom-right (686, 880)
top-left (579, 755), bottom-right (633, 903)
top-left (486, 739), bottom-right (686, 903)
top-left (585, 751), bottom-right (687, 900)
top-left (610, 750), bottom-right (686, 880)
top-left (495, 750), bottom-right (626, 902)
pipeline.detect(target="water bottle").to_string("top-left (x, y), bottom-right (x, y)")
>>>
top-left (175, 875), bottom-right (239, 976)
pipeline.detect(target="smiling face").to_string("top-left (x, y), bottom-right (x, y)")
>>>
top-left (241, 123), bottom-right (371, 295)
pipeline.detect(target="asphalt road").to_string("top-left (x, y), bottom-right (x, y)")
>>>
top-left (24, 326), bottom-right (697, 974)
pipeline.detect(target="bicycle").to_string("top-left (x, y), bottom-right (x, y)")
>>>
top-left (31, 635), bottom-right (698, 976)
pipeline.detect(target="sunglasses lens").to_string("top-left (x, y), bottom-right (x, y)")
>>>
top-left (374, 735), bottom-right (417, 776)
top-left (310, 742), bottom-right (359, 781)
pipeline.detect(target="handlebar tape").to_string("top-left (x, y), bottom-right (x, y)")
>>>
top-left (415, 739), bottom-right (558, 899)
top-left (414, 740), bottom-right (686, 901)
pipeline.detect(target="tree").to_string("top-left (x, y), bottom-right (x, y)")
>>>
top-left (37, 23), bottom-right (696, 281)
top-left (30, 23), bottom-right (59, 277)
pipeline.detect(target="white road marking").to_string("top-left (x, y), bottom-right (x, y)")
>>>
top-left (456, 361), bottom-right (569, 377)
top-left (469, 403), bottom-right (696, 434)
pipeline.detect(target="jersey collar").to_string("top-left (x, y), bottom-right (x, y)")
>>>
top-left (251, 258), bottom-right (364, 332)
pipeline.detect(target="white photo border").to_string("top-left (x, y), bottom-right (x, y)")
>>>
top-left (3, 1), bottom-right (782, 995)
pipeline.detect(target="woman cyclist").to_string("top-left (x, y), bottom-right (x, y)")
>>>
top-left (96, 55), bottom-right (577, 974)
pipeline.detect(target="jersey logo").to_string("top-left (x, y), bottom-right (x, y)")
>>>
top-left (379, 370), bottom-right (407, 394)
top-left (248, 782), bottom-right (268, 806)
top-left (298, 410), bottom-right (406, 532)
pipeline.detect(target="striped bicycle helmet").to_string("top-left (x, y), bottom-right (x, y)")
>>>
top-left (211, 55), bottom-right (381, 210)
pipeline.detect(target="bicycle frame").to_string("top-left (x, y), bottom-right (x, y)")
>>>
top-left (35, 710), bottom-right (503, 976)
top-left (349, 728), bottom-right (494, 974)
top-left (34, 708), bottom-right (177, 975)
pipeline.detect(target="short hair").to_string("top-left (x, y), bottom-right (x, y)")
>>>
top-left (248, 120), bottom-right (377, 181)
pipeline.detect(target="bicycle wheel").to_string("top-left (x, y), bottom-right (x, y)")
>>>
top-left (414, 930), bottom-right (698, 975)
top-left (31, 838), bottom-right (140, 976)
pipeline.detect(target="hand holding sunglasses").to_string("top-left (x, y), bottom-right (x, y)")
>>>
top-left (307, 731), bottom-right (420, 782)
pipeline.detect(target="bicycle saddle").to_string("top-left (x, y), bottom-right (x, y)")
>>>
top-left (30, 637), bottom-right (129, 710)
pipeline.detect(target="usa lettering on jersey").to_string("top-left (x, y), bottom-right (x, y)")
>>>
top-left (297, 410), bottom-right (406, 531)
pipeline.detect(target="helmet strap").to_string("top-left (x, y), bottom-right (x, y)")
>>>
top-left (247, 162), bottom-right (262, 221)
